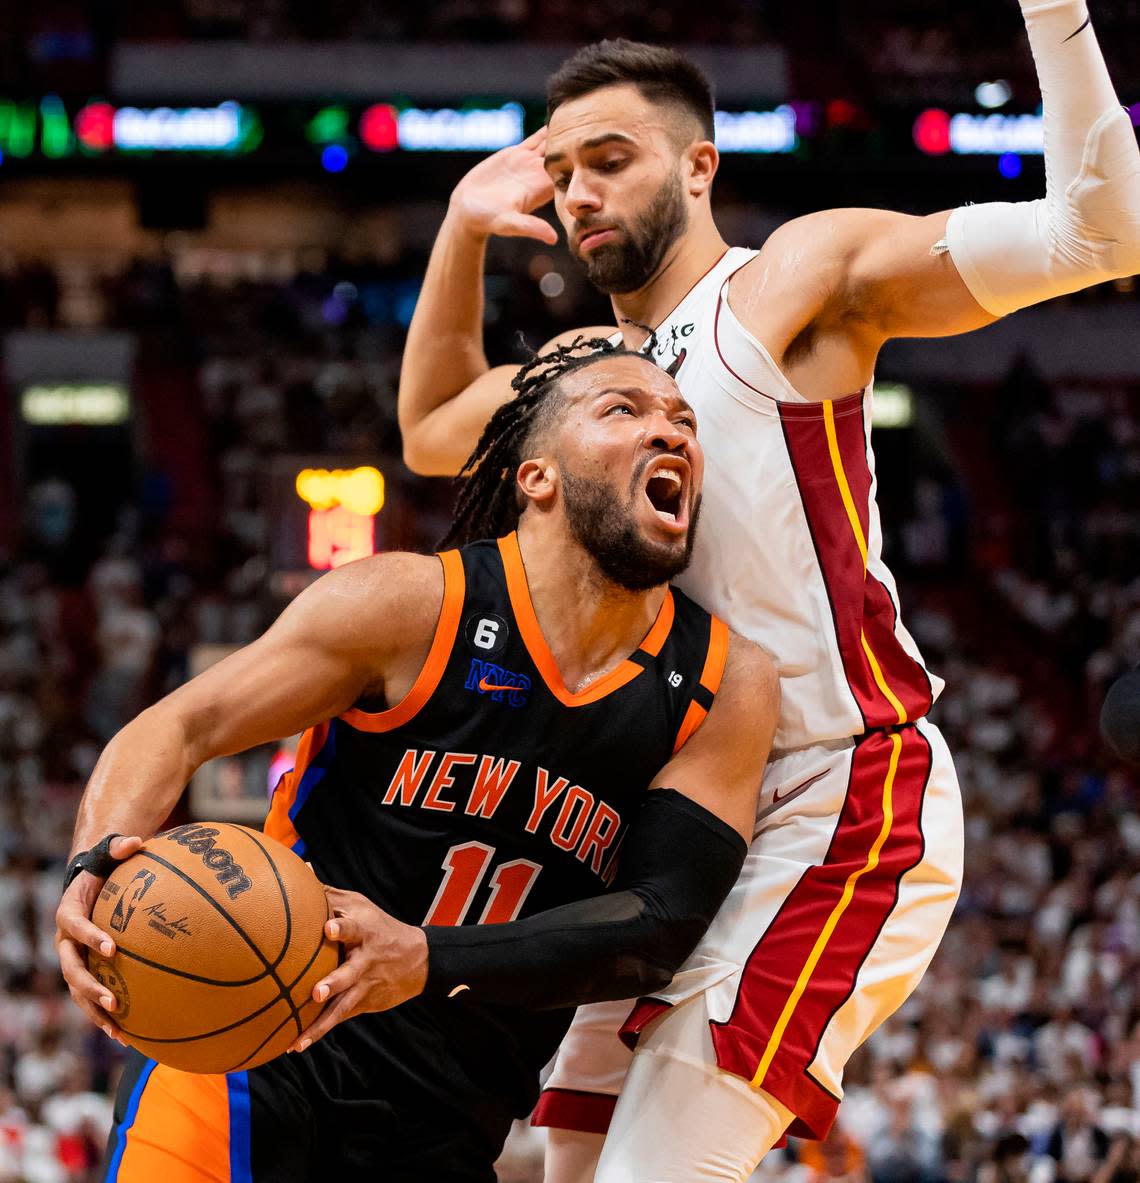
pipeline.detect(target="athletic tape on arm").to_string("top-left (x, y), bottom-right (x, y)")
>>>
top-left (946, 0), bottom-right (1140, 317)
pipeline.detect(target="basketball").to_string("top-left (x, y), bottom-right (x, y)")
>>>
top-left (88, 823), bottom-right (338, 1075)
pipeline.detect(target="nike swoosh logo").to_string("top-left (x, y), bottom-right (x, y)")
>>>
top-left (479, 677), bottom-right (520, 693)
top-left (772, 768), bottom-right (830, 803)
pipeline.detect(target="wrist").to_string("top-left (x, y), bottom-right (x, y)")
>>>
top-left (442, 199), bottom-right (493, 245)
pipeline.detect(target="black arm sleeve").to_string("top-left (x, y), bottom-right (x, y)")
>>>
top-left (423, 788), bottom-right (748, 1010)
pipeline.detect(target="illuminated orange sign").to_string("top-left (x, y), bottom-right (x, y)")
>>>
top-left (295, 466), bottom-right (385, 570)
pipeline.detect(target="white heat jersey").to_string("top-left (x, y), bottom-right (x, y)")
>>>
top-left (628, 246), bottom-right (942, 751)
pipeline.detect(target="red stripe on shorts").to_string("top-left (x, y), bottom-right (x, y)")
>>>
top-left (778, 396), bottom-right (933, 729)
top-left (531, 1088), bottom-right (617, 1135)
top-left (710, 725), bottom-right (931, 1140)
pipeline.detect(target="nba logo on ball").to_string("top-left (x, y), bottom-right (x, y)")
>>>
top-left (109, 868), bottom-right (157, 933)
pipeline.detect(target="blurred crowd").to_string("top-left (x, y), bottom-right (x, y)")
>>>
top-left (3, 0), bottom-right (1138, 107)
top-left (0, 238), bottom-right (1137, 1183)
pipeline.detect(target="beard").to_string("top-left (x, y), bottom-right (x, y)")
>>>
top-left (560, 462), bottom-right (701, 592)
top-left (571, 171), bottom-right (689, 295)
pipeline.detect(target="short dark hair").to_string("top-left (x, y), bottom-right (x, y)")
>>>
top-left (546, 40), bottom-right (715, 144)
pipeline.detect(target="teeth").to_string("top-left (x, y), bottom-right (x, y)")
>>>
top-left (656, 470), bottom-right (681, 488)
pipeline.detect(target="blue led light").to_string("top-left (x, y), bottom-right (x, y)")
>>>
top-left (321, 144), bottom-right (348, 173)
top-left (998, 152), bottom-right (1022, 179)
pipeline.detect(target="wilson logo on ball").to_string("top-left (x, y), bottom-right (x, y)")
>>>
top-left (165, 825), bottom-right (254, 899)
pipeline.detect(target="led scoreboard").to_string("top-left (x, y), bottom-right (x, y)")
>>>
top-left (270, 458), bottom-right (387, 586)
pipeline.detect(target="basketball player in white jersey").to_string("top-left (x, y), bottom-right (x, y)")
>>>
top-left (397, 3), bottom-right (1140, 1178)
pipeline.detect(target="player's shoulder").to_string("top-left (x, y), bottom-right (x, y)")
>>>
top-left (721, 629), bottom-right (779, 706)
top-left (749, 208), bottom-right (909, 277)
top-left (294, 550), bottom-right (448, 651)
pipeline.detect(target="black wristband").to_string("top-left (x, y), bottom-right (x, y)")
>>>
top-left (62, 834), bottom-right (123, 894)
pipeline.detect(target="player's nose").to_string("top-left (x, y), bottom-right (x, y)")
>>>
top-left (644, 416), bottom-right (690, 453)
top-left (565, 172), bottom-right (602, 216)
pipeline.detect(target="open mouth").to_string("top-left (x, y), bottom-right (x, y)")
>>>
top-left (643, 461), bottom-right (688, 529)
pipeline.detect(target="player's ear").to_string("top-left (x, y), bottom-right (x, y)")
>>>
top-left (516, 457), bottom-right (558, 508)
top-left (686, 139), bottom-right (718, 197)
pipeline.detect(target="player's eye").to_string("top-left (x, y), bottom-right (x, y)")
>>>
top-left (551, 173), bottom-right (570, 191)
top-left (605, 403), bottom-right (635, 417)
top-left (676, 416), bottom-right (697, 431)
top-left (597, 158), bottom-right (628, 174)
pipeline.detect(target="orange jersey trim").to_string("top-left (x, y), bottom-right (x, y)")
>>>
top-left (672, 614), bottom-right (730, 752)
top-left (265, 719), bottom-right (330, 849)
top-left (699, 616), bottom-right (730, 694)
top-left (497, 531), bottom-right (674, 708)
top-left (340, 548), bottom-right (466, 733)
top-left (671, 700), bottom-right (708, 755)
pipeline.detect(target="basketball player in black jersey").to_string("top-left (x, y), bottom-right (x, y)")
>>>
top-left (56, 343), bottom-right (780, 1181)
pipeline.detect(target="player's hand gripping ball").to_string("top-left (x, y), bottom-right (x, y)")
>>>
top-left (88, 823), bottom-right (338, 1074)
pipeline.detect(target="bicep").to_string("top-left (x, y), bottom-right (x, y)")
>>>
top-left (651, 636), bottom-right (779, 841)
top-left (157, 554), bottom-right (441, 766)
top-left (844, 208), bottom-right (999, 339)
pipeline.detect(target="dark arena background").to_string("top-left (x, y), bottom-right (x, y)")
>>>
top-left (1, 1), bottom-right (1139, 1179)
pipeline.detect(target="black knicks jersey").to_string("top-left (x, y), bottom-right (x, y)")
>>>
top-left (263, 531), bottom-right (728, 1140)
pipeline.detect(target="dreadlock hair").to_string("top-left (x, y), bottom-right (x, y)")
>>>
top-left (440, 335), bottom-right (658, 550)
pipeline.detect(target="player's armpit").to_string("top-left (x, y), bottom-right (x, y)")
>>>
top-left (830, 207), bottom-right (999, 340)
top-left (654, 630), bottom-right (780, 842)
top-left (400, 325), bottom-right (616, 477)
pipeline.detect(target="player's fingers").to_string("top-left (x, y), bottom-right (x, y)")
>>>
top-left (290, 986), bottom-right (361, 1052)
top-left (519, 127), bottom-right (547, 152)
top-left (310, 957), bottom-right (360, 1004)
top-left (322, 884), bottom-right (361, 913)
top-left (59, 942), bottom-right (124, 1041)
top-left (108, 835), bottom-right (143, 861)
top-left (324, 912), bottom-right (363, 945)
top-left (57, 907), bottom-right (117, 958)
top-left (58, 939), bottom-right (115, 1006)
top-left (494, 213), bottom-right (559, 243)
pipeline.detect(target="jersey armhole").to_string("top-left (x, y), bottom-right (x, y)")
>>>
top-left (671, 615), bottom-right (730, 754)
top-left (339, 549), bottom-right (466, 733)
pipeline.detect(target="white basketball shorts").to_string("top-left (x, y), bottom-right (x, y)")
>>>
top-left (535, 718), bottom-right (963, 1143)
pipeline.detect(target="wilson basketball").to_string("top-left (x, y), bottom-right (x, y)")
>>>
top-left (88, 823), bottom-right (338, 1074)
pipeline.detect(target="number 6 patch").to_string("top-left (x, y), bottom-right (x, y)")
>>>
top-left (465, 612), bottom-right (509, 657)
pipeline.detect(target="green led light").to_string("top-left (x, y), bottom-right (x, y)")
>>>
top-left (306, 106), bottom-right (350, 145)
top-left (40, 94), bottom-right (74, 158)
top-left (2, 102), bottom-right (37, 158)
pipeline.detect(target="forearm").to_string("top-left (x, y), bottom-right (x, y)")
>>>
top-left (397, 209), bottom-right (492, 437)
top-left (70, 705), bottom-right (198, 857)
top-left (946, 0), bottom-right (1140, 315)
top-left (423, 790), bottom-right (747, 1010)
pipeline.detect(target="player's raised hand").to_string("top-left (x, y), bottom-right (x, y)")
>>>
top-left (54, 833), bottom-right (143, 1043)
top-left (449, 128), bottom-right (558, 244)
top-left (289, 884), bottom-right (429, 1053)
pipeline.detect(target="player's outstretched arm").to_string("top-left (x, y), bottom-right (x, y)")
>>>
top-left (289, 633), bottom-right (778, 1046)
top-left (55, 552), bottom-right (443, 1038)
top-left (398, 130), bottom-right (612, 476)
top-left (745, 0), bottom-right (1139, 375)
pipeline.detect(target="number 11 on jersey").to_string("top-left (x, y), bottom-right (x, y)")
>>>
top-left (424, 842), bottom-right (542, 926)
